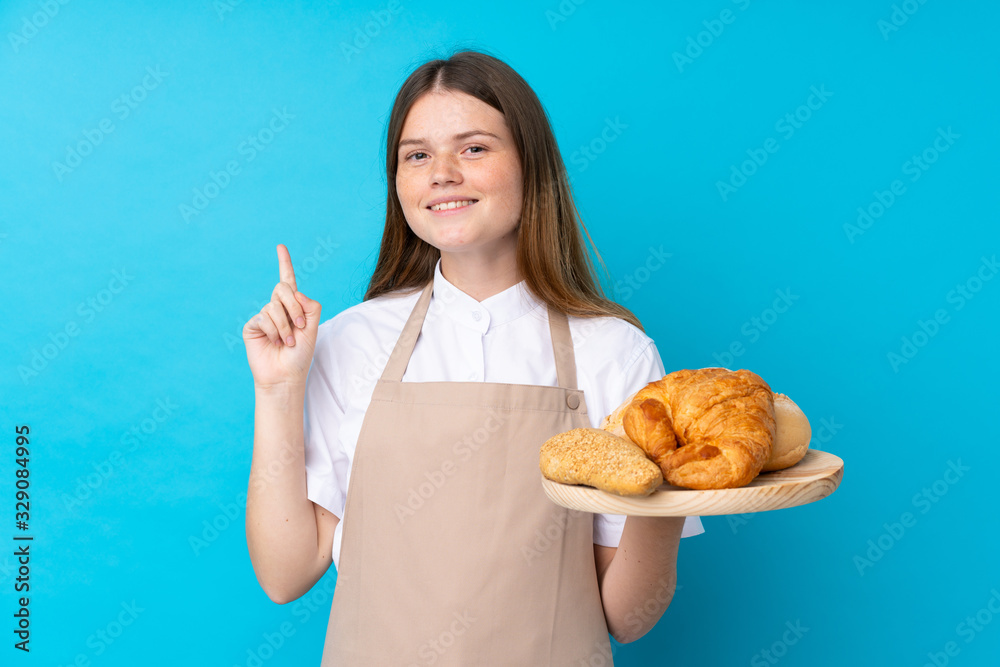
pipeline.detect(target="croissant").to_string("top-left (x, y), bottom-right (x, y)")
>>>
top-left (604, 368), bottom-right (776, 489)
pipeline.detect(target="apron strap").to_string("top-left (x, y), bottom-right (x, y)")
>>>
top-left (380, 280), bottom-right (434, 383)
top-left (546, 304), bottom-right (577, 391)
top-left (378, 278), bottom-right (579, 391)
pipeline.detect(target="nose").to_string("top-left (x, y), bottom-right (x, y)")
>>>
top-left (430, 153), bottom-right (463, 186)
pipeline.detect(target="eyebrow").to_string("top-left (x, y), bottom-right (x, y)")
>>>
top-left (398, 130), bottom-right (501, 149)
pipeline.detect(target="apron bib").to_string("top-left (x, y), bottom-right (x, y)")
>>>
top-left (320, 280), bottom-right (612, 665)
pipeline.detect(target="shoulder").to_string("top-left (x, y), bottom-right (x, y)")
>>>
top-left (318, 288), bottom-right (420, 337)
top-left (314, 288), bottom-right (422, 365)
top-left (565, 313), bottom-right (663, 423)
top-left (566, 313), bottom-right (657, 372)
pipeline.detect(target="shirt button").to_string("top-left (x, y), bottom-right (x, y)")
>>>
top-left (472, 310), bottom-right (482, 321)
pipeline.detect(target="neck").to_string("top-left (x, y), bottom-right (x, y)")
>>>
top-left (439, 247), bottom-right (522, 302)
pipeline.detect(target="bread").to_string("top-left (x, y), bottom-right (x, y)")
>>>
top-left (601, 372), bottom-right (811, 487)
top-left (608, 368), bottom-right (776, 489)
top-left (601, 386), bottom-right (640, 440)
top-left (764, 393), bottom-right (811, 471)
top-left (539, 427), bottom-right (663, 496)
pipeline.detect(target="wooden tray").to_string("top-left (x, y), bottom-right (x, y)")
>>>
top-left (540, 449), bottom-right (844, 516)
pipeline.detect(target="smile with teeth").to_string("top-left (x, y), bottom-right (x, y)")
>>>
top-left (430, 199), bottom-right (477, 211)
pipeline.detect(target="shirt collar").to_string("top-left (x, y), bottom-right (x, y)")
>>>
top-left (431, 257), bottom-right (544, 334)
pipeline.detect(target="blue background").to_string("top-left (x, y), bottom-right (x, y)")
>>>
top-left (2, 1), bottom-right (998, 665)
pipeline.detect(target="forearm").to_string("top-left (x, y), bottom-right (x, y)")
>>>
top-left (245, 383), bottom-right (318, 602)
top-left (598, 516), bottom-right (685, 643)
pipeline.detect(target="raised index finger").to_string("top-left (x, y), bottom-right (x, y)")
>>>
top-left (276, 243), bottom-right (298, 292)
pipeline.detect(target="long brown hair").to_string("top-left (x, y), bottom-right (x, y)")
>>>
top-left (364, 49), bottom-right (644, 332)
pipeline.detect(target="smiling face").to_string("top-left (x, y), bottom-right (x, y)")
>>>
top-left (394, 89), bottom-right (523, 264)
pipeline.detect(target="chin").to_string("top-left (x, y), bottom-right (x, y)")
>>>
top-left (430, 238), bottom-right (478, 253)
top-left (420, 224), bottom-right (477, 248)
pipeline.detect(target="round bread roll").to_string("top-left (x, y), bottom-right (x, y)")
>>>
top-left (762, 393), bottom-right (811, 471)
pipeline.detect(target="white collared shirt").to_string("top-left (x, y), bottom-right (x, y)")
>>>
top-left (304, 258), bottom-right (705, 568)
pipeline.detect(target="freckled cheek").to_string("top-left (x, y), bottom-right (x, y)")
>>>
top-left (500, 175), bottom-right (523, 217)
top-left (476, 163), bottom-right (522, 208)
top-left (395, 176), bottom-right (421, 212)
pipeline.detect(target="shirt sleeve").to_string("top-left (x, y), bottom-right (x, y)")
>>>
top-left (593, 339), bottom-right (706, 545)
top-left (303, 323), bottom-right (350, 519)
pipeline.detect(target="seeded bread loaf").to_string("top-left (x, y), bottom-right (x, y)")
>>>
top-left (539, 428), bottom-right (663, 496)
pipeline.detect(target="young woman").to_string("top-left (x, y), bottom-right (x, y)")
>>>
top-left (244, 49), bottom-right (704, 665)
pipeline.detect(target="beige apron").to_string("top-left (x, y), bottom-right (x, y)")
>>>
top-left (320, 279), bottom-right (613, 665)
